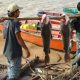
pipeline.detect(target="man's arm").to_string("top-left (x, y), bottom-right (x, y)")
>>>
top-left (16, 31), bottom-right (30, 58)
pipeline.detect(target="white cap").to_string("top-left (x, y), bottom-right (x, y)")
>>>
top-left (7, 3), bottom-right (22, 12)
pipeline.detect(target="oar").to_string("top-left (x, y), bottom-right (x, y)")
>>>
top-left (1, 17), bottom-right (41, 20)
top-left (1, 16), bottom-right (63, 20)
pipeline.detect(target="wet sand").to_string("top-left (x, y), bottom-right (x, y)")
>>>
top-left (0, 31), bottom-right (75, 80)
top-left (0, 32), bottom-right (7, 64)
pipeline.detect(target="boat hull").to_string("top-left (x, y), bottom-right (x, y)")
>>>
top-left (20, 30), bottom-right (76, 53)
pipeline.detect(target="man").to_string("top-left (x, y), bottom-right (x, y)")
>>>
top-left (3, 3), bottom-right (30, 80)
top-left (71, 2), bottom-right (80, 66)
top-left (40, 14), bottom-right (52, 65)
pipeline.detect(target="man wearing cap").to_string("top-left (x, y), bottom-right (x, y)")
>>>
top-left (71, 2), bottom-right (80, 66)
top-left (3, 3), bottom-right (30, 80)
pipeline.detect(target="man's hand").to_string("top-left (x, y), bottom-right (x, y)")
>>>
top-left (26, 49), bottom-right (30, 58)
top-left (25, 48), bottom-right (30, 58)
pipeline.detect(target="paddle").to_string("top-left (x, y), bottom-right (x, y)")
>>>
top-left (0, 16), bottom-right (62, 21)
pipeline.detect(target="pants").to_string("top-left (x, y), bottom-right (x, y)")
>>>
top-left (7, 57), bottom-right (21, 80)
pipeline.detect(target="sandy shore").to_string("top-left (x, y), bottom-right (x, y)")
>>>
top-left (0, 31), bottom-right (75, 80)
top-left (0, 31), bottom-right (65, 79)
top-left (0, 0), bottom-right (78, 79)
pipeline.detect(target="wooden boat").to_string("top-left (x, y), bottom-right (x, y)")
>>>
top-left (37, 8), bottom-right (78, 16)
top-left (37, 10), bottom-right (62, 17)
top-left (20, 21), bottom-right (76, 53)
top-left (0, 14), bottom-right (76, 53)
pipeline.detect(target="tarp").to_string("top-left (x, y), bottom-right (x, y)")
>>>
top-left (63, 7), bottom-right (78, 15)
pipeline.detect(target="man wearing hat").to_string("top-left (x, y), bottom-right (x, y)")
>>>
top-left (71, 2), bottom-right (80, 66)
top-left (3, 3), bottom-right (30, 80)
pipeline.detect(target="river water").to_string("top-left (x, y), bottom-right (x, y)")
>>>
top-left (0, 0), bottom-right (79, 17)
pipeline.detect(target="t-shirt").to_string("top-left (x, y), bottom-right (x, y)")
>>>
top-left (3, 19), bottom-right (22, 59)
